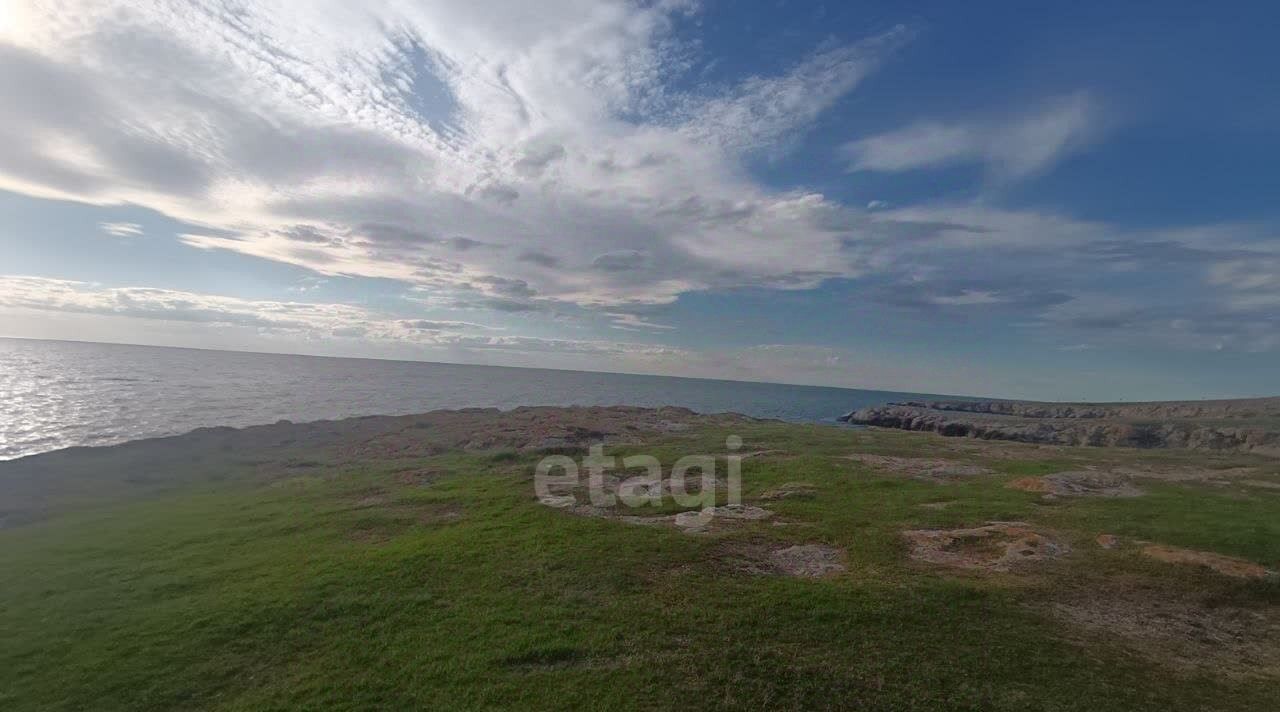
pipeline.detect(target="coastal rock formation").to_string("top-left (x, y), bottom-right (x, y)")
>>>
top-left (841, 397), bottom-right (1280, 456)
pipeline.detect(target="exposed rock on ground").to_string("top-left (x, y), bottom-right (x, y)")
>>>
top-left (843, 398), bottom-right (1280, 456)
top-left (902, 522), bottom-right (1069, 571)
top-left (845, 454), bottom-right (993, 482)
top-left (673, 504), bottom-right (773, 533)
top-left (770, 544), bottom-right (847, 577)
top-left (1007, 471), bottom-right (1144, 498)
top-left (886, 397), bottom-right (1280, 421)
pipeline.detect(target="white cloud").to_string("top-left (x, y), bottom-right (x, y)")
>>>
top-left (1, 2), bottom-right (1277, 366)
top-left (843, 92), bottom-right (1102, 180)
top-left (0, 1), bottom-right (908, 311)
top-left (1209, 258), bottom-right (1280, 293)
top-left (605, 312), bottom-right (674, 331)
top-left (0, 274), bottom-right (688, 359)
top-left (930, 290), bottom-right (1002, 306)
top-left (99, 221), bottom-right (143, 237)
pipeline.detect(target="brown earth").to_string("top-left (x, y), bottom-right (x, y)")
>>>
top-left (1006, 471), bottom-right (1144, 498)
top-left (758, 482), bottom-right (818, 500)
top-left (1140, 544), bottom-right (1273, 580)
top-left (901, 522), bottom-right (1069, 572)
top-left (716, 540), bottom-right (847, 578)
top-left (1047, 586), bottom-right (1280, 679)
top-left (845, 454), bottom-right (994, 482)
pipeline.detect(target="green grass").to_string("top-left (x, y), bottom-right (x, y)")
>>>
top-left (2, 424), bottom-right (1278, 710)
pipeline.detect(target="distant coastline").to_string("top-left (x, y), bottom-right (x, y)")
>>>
top-left (843, 397), bottom-right (1280, 456)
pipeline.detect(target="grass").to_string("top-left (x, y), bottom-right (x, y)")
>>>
top-left (2, 420), bottom-right (1278, 710)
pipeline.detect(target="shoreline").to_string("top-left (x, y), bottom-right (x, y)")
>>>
top-left (843, 396), bottom-right (1280, 456)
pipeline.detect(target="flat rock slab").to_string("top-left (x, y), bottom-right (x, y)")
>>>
top-left (902, 522), bottom-right (1069, 572)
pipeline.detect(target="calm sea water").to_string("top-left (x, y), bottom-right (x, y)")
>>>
top-left (0, 338), bottom-right (933, 461)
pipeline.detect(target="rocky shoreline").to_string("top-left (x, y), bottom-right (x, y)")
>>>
top-left (841, 397), bottom-right (1280, 456)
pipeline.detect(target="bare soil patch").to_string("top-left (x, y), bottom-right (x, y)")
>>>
top-left (771, 544), bottom-right (847, 577)
top-left (739, 449), bottom-right (790, 459)
top-left (1110, 465), bottom-right (1259, 483)
top-left (394, 468), bottom-right (443, 487)
top-left (902, 522), bottom-right (1069, 572)
top-left (1007, 471), bottom-right (1144, 498)
top-left (1141, 545), bottom-right (1273, 580)
top-left (918, 501), bottom-right (955, 510)
top-left (540, 489), bottom-right (776, 536)
top-left (348, 487), bottom-right (392, 508)
top-left (846, 454), bottom-right (993, 482)
top-left (759, 482), bottom-right (818, 501)
top-left (673, 504), bottom-right (773, 534)
top-left (717, 541), bottom-right (847, 578)
top-left (1047, 587), bottom-right (1280, 679)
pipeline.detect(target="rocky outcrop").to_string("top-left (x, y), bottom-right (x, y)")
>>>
top-left (841, 399), bottom-right (1280, 456)
top-left (888, 397), bottom-right (1280, 421)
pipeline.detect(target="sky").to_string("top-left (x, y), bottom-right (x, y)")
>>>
top-left (1, 0), bottom-right (1279, 401)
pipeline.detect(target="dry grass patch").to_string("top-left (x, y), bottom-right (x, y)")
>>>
top-left (1046, 585), bottom-right (1280, 680)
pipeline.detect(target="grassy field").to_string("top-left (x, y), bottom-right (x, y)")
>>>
top-left (2, 414), bottom-right (1278, 710)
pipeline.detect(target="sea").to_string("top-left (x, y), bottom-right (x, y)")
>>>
top-left (0, 337), bottom-right (939, 461)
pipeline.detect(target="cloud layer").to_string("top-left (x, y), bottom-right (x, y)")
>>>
top-left (1, 0), bottom-right (1279, 398)
top-left (843, 92), bottom-right (1102, 180)
top-left (0, 1), bottom-right (911, 311)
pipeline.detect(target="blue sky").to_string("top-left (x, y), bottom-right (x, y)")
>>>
top-left (1, 0), bottom-right (1278, 400)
